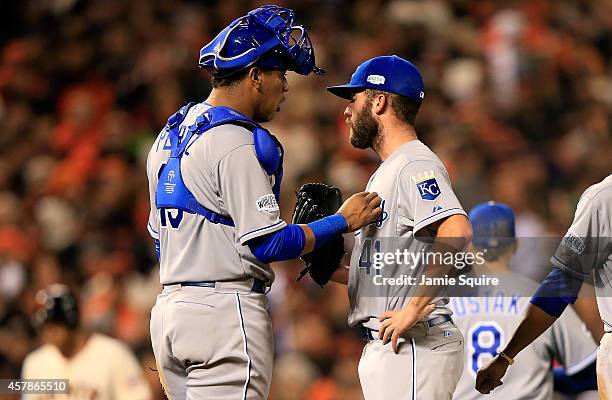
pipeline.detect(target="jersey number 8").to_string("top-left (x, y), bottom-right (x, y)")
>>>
top-left (468, 322), bottom-right (504, 375)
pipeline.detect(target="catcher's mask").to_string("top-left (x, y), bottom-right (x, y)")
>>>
top-left (199, 5), bottom-right (325, 77)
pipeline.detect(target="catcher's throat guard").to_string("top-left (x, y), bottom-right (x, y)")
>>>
top-left (199, 5), bottom-right (325, 76)
top-left (155, 104), bottom-right (284, 227)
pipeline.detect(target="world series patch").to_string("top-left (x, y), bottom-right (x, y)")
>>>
top-left (412, 170), bottom-right (441, 201)
top-left (256, 194), bottom-right (279, 212)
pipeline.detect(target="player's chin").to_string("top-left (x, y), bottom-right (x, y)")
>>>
top-left (261, 111), bottom-right (276, 123)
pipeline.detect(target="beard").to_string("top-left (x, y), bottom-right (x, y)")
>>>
top-left (349, 104), bottom-right (380, 150)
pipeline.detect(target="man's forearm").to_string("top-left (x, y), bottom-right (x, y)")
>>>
top-left (405, 296), bottom-right (437, 314)
top-left (300, 224), bottom-right (316, 254)
top-left (572, 288), bottom-right (604, 343)
top-left (502, 304), bottom-right (558, 358)
top-left (406, 236), bottom-right (469, 313)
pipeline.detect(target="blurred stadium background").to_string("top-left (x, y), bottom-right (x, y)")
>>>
top-left (0, 0), bottom-right (610, 399)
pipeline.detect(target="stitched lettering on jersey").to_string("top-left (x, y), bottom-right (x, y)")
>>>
top-left (451, 294), bottom-right (521, 317)
top-left (366, 199), bottom-right (388, 228)
top-left (412, 170), bottom-right (441, 201)
top-left (256, 194), bottom-right (279, 212)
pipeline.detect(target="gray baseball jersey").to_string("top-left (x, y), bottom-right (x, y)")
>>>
top-left (450, 271), bottom-right (597, 400)
top-left (146, 102), bottom-right (286, 285)
top-left (348, 139), bottom-right (467, 329)
top-left (551, 174), bottom-right (612, 332)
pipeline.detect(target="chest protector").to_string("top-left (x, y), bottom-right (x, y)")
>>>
top-left (155, 103), bottom-right (284, 227)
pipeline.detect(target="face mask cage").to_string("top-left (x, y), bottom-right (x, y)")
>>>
top-left (250, 6), bottom-right (325, 75)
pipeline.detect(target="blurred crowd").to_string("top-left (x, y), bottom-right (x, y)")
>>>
top-left (0, 0), bottom-right (610, 399)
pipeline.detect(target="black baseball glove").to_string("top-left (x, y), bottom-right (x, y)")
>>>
top-left (292, 183), bottom-right (345, 287)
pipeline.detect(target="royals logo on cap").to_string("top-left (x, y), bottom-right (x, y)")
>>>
top-left (412, 170), bottom-right (441, 201)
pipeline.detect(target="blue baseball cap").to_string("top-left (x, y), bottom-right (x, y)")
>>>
top-left (327, 55), bottom-right (425, 102)
top-left (469, 201), bottom-right (516, 248)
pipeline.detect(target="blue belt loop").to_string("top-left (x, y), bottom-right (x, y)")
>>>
top-left (208, 212), bottom-right (220, 224)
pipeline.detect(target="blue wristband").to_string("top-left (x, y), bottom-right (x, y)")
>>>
top-left (307, 214), bottom-right (348, 249)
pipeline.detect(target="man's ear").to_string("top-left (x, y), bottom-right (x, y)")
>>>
top-left (372, 93), bottom-right (387, 115)
top-left (248, 67), bottom-right (263, 92)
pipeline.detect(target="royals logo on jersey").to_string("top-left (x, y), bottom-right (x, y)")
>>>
top-left (412, 170), bottom-right (441, 201)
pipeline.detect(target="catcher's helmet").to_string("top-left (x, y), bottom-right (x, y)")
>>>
top-left (33, 284), bottom-right (80, 329)
top-left (199, 5), bottom-right (325, 77)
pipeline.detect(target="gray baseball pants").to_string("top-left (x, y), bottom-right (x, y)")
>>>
top-left (358, 320), bottom-right (464, 400)
top-left (150, 281), bottom-right (272, 400)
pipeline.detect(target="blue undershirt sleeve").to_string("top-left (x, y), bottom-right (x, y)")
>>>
top-left (248, 224), bottom-right (305, 264)
top-left (530, 266), bottom-right (582, 318)
top-left (247, 214), bottom-right (349, 264)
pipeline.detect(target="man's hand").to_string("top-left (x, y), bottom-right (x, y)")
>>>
top-left (337, 192), bottom-right (382, 232)
top-left (475, 356), bottom-right (510, 394)
top-left (377, 303), bottom-right (436, 353)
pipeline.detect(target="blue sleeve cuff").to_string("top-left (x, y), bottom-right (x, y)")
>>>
top-left (248, 224), bottom-right (305, 264)
top-left (530, 266), bottom-right (581, 317)
top-left (307, 214), bottom-right (348, 249)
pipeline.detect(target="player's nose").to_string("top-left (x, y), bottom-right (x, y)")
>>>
top-left (344, 106), bottom-right (352, 118)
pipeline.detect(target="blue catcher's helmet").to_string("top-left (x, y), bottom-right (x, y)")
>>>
top-left (199, 5), bottom-right (325, 77)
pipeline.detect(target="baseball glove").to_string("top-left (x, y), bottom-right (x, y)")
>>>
top-left (292, 183), bottom-right (345, 287)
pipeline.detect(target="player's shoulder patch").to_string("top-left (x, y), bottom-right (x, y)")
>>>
top-left (256, 194), bottom-right (279, 212)
top-left (411, 170), bottom-right (441, 201)
top-left (562, 232), bottom-right (585, 255)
